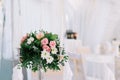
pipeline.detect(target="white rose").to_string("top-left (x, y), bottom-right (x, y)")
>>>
top-left (27, 40), bottom-right (31, 44)
top-left (46, 56), bottom-right (54, 64)
top-left (27, 37), bottom-right (34, 44)
top-left (29, 37), bottom-right (34, 42)
top-left (51, 48), bottom-right (58, 54)
top-left (41, 50), bottom-right (50, 59)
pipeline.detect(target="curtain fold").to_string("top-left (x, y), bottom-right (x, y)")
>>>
top-left (0, 0), bottom-right (13, 80)
top-left (80, 0), bottom-right (111, 50)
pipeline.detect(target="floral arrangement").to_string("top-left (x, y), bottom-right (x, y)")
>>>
top-left (19, 30), bottom-right (68, 72)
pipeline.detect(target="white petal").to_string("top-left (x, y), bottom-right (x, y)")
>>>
top-left (27, 41), bottom-right (31, 44)
top-left (41, 50), bottom-right (50, 59)
top-left (51, 48), bottom-right (58, 54)
top-left (30, 37), bottom-right (34, 41)
top-left (46, 56), bottom-right (54, 63)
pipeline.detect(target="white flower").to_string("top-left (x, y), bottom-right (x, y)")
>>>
top-left (27, 37), bottom-right (34, 44)
top-left (33, 46), bottom-right (37, 50)
top-left (29, 37), bottom-right (34, 42)
top-left (41, 50), bottom-right (50, 59)
top-left (27, 40), bottom-right (31, 44)
top-left (46, 56), bottom-right (54, 64)
top-left (51, 48), bottom-right (58, 54)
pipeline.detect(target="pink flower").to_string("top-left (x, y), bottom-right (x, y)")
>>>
top-left (36, 32), bottom-right (44, 40)
top-left (42, 45), bottom-right (51, 52)
top-left (21, 34), bottom-right (28, 44)
top-left (49, 41), bottom-right (56, 48)
top-left (41, 38), bottom-right (48, 45)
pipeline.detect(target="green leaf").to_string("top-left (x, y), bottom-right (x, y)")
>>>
top-left (50, 34), bottom-right (58, 40)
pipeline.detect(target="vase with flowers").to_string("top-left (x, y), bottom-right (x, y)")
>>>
top-left (19, 30), bottom-right (68, 80)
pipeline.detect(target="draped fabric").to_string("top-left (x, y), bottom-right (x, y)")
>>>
top-left (82, 54), bottom-right (115, 80)
top-left (80, 0), bottom-right (111, 50)
top-left (0, 0), bottom-right (13, 80)
top-left (81, 0), bottom-right (120, 50)
top-left (64, 0), bottom-right (120, 51)
top-left (64, 0), bottom-right (82, 39)
top-left (0, 4), bottom-right (3, 60)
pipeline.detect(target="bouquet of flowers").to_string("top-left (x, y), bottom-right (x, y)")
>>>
top-left (19, 30), bottom-right (68, 72)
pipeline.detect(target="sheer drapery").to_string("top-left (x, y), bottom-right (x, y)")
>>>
top-left (64, 0), bottom-right (108, 43)
top-left (64, 0), bottom-right (82, 39)
top-left (0, 5), bottom-right (3, 60)
top-left (82, 54), bottom-right (115, 80)
top-left (0, 0), bottom-right (13, 80)
top-left (80, 0), bottom-right (110, 49)
top-left (80, 0), bottom-right (120, 49)
top-left (64, 0), bottom-right (120, 50)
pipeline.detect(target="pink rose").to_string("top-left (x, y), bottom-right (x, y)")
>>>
top-left (49, 41), bottom-right (56, 48)
top-left (21, 34), bottom-right (28, 44)
top-left (42, 45), bottom-right (51, 52)
top-left (41, 38), bottom-right (48, 45)
top-left (36, 32), bottom-right (44, 40)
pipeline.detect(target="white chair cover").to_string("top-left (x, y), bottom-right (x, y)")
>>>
top-left (112, 41), bottom-right (120, 56)
top-left (63, 62), bottom-right (73, 80)
top-left (82, 54), bottom-right (115, 80)
top-left (12, 65), bottom-right (23, 80)
top-left (99, 42), bottom-right (112, 55)
top-left (68, 52), bottom-right (85, 80)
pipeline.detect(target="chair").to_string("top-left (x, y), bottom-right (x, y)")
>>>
top-left (81, 54), bottom-right (115, 80)
top-left (97, 42), bottom-right (113, 55)
top-left (115, 56), bottom-right (120, 80)
top-left (77, 46), bottom-right (91, 54)
top-left (69, 52), bottom-right (85, 80)
top-left (112, 41), bottom-right (120, 56)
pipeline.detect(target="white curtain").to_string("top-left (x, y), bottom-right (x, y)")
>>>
top-left (64, 0), bottom-right (120, 50)
top-left (0, 0), bottom-right (13, 79)
top-left (0, 5), bottom-right (3, 60)
top-left (64, 0), bottom-right (82, 39)
top-left (81, 0), bottom-right (111, 48)
top-left (80, 0), bottom-right (120, 50)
